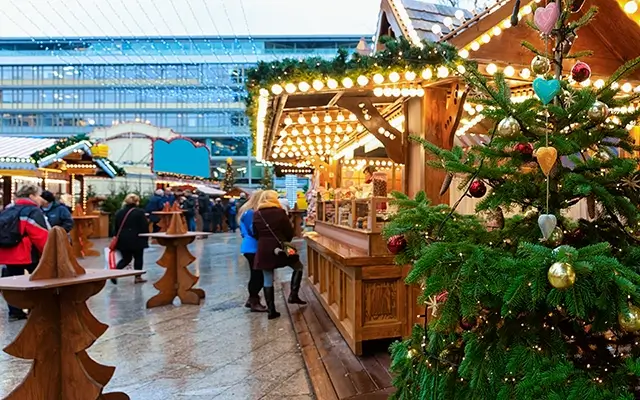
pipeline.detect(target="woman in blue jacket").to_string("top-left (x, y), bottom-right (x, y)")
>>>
top-left (238, 190), bottom-right (266, 312)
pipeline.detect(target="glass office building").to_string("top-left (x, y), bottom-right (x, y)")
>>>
top-left (0, 36), bottom-right (364, 184)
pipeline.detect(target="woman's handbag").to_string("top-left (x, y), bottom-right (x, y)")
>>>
top-left (258, 211), bottom-right (299, 265)
top-left (108, 208), bottom-right (135, 251)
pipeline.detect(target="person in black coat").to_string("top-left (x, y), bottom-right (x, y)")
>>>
top-left (197, 191), bottom-right (212, 232)
top-left (111, 193), bottom-right (149, 285)
top-left (212, 198), bottom-right (224, 233)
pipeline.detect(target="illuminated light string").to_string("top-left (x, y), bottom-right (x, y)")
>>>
top-left (390, 0), bottom-right (424, 48)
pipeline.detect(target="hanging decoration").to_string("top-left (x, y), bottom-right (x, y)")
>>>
top-left (547, 261), bottom-right (576, 289)
top-left (533, 2), bottom-right (560, 35)
top-left (533, 77), bottom-right (562, 105)
top-left (496, 116), bottom-right (521, 137)
top-left (469, 180), bottom-right (487, 198)
top-left (546, 227), bottom-right (564, 247)
top-left (387, 234), bottom-right (408, 255)
top-left (514, 143), bottom-right (534, 156)
top-left (571, 61), bottom-right (591, 83)
top-left (538, 214), bottom-right (558, 240)
top-left (619, 304), bottom-right (640, 332)
top-left (536, 146), bottom-right (558, 176)
top-left (531, 55), bottom-right (551, 75)
top-left (587, 100), bottom-right (610, 123)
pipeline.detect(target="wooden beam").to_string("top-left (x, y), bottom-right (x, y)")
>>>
top-left (327, 92), bottom-right (344, 107)
top-left (336, 97), bottom-right (404, 164)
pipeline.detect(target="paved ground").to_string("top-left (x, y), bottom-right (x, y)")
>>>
top-left (0, 233), bottom-right (313, 400)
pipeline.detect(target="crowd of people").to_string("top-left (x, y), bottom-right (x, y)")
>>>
top-left (145, 187), bottom-right (245, 233)
top-left (0, 184), bottom-right (304, 323)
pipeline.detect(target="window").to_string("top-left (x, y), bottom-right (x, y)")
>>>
top-left (229, 68), bottom-right (244, 84)
top-left (210, 138), bottom-right (248, 157)
top-left (230, 113), bottom-right (247, 126)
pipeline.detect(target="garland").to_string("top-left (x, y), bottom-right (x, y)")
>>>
top-left (31, 134), bottom-right (91, 162)
top-left (156, 171), bottom-right (216, 182)
top-left (244, 36), bottom-right (460, 154)
top-left (102, 159), bottom-right (127, 177)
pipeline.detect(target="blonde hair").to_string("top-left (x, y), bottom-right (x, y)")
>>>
top-left (256, 190), bottom-right (282, 210)
top-left (15, 184), bottom-right (42, 199)
top-left (237, 190), bottom-right (263, 222)
top-left (123, 193), bottom-right (140, 207)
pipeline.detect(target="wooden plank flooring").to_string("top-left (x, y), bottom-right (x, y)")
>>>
top-left (283, 282), bottom-right (395, 400)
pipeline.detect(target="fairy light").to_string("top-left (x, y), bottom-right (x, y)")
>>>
top-left (391, 0), bottom-right (424, 48)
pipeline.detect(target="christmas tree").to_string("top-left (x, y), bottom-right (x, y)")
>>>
top-left (386, 3), bottom-right (640, 399)
top-left (261, 165), bottom-right (274, 189)
top-left (223, 158), bottom-right (235, 191)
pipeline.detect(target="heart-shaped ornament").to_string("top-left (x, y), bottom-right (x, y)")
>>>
top-left (536, 146), bottom-right (558, 176)
top-left (534, 2), bottom-right (560, 35)
top-left (533, 77), bottom-right (562, 105)
top-left (538, 214), bottom-right (557, 240)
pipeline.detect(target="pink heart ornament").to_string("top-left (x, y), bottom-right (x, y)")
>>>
top-left (534, 2), bottom-right (560, 35)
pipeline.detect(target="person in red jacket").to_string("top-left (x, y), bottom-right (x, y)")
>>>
top-left (0, 184), bottom-right (49, 321)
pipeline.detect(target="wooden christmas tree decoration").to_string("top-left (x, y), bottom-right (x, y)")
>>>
top-left (1, 227), bottom-right (131, 400)
top-left (170, 201), bottom-right (181, 212)
top-left (145, 213), bottom-right (205, 308)
top-left (162, 201), bottom-right (170, 212)
top-left (72, 204), bottom-right (86, 216)
top-left (70, 204), bottom-right (99, 258)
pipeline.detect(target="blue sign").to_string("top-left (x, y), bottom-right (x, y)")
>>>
top-left (152, 138), bottom-right (210, 178)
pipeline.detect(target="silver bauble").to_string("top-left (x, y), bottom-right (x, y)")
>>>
top-left (587, 101), bottom-right (609, 124)
top-left (546, 227), bottom-right (564, 247)
top-left (496, 116), bottom-right (521, 137)
top-left (531, 56), bottom-right (551, 75)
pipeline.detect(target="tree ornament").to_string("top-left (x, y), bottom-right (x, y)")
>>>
top-left (587, 101), bottom-right (609, 124)
top-left (460, 317), bottom-right (476, 330)
top-left (439, 173), bottom-right (453, 196)
top-left (548, 262), bottom-right (576, 289)
top-left (533, 2), bottom-right (560, 35)
top-left (531, 55), bottom-right (551, 75)
top-left (514, 143), bottom-right (533, 156)
top-left (619, 304), bottom-right (640, 332)
top-left (533, 77), bottom-right (562, 105)
top-left (546, 227), bottom-right (564, 247)
top-left (496, 116), bottom-right (521, 136)
top-left (561, 32), bottom-right (577, 56)
top-left (426, 291), bottom-right (448, 317)
top-left (538, 214), bottom-right (557, 240)
top-left (569, 0), bottom-right (586, 12)
top-left (571, 61), bottom-right (591, 83)
top-left (387, 235), bottom-right (407, 255)
top-left (469, 180), bottom-right (487, 198)
top-left (562, 90), bottom-right (577, 108)
top-left (536, 146), bottom-right (558, 176)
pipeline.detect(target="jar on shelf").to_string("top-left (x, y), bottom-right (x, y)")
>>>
top-left (372, 172), bottom-right (388, 197)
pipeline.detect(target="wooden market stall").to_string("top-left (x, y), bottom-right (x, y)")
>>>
top-left (247, 0), bottom-right (640, 361)
top-left (0, 135), bottom-right (124, 241)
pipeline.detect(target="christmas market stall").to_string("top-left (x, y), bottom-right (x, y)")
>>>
top-left (246, 37), bottom-right (469, 355)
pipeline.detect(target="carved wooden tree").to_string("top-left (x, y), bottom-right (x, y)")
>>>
top-left (146, 213), bottom-right (205, 308)
top-left (71, 205), bottom-right (99, 258)
top-left (1, 227), bottom-right (129, 400)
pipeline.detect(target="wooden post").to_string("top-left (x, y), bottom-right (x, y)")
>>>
top-left (78, 175), bottom-right (85, 208)
top-left (2, 175), bottom-right (12, 208)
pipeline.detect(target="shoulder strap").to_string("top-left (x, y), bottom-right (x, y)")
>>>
top-left (115, 208), bottom-right (136, 239)
top-left (257, 210), bottom-right (284, 247)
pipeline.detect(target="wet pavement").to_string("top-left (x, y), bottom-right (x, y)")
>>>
top-left (0, 233), bottom-right (313, 400)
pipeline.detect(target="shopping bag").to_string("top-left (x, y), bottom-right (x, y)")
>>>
top-left (104, 247), bottom-right (121, 270)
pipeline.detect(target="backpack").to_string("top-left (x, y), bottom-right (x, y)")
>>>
top-left (0, 206), bottom-right (29, 248)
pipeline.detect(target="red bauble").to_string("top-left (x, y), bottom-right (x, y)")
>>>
top-left (514, 142), bottom-right (533, 156)
top-left (460, 317), bottom-right (476, 330)
top-left (571, 61), bottom-right (591, 83)
top-left (387, 234), bottom-right (407, 255)
top-left (469, 180), bottom-right (487, 198)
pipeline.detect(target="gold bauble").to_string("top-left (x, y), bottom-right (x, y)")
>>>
top-left (587, 101), bottom-right (609, 124)
top-left (531, 56), bottom-right (551, 75)
top-left (547, 262), bottom-right (576, 289)
top-left (619, 304), bottom-right (640, 332)
top-left (546, 227), bottom-right (564, 247)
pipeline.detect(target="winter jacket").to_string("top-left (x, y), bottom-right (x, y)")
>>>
top-left (43, 201), bottom-right (74, 232)
top-left (212, 203), bottom-right (224, 217)
top-left (240, 209), bottom-right (258, 254)
top-left (0, 198), bottom-right (49, 266)
top-left (145, 194), bottom-right (165, 223)
top-left (252, 206), bottom-right (297, 270)
top-left (182, 196), bottom-right (196, 218)
top-left (114, 204), bottom-right (149, 252)
top-left (198, 194), bottom-right (211, 215)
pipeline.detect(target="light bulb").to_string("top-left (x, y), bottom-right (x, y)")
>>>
top-left (284, 115), bottom-right (293, 125)
top-left (357, 75), bottom-right (369, 86)
top-left (313, 126), bottom-right (321, 134)
top-left (337, 112), bottom-right (345, 122)
top-left (297, 114), bottom-right (306, 124)
top-left (324, 113), bottom-right (332, 123)
top-left (455, 10), bottom-right (465, 20)
top-left (622, 82), bottom-right (633, 93)
top-left (459, 49), bottom-right (469, 59)
top-left (349, 113), bottom-right (357, 121)
top-left (437, 66), bottom-right (450, 78)
top-left (342, 77), bottom-right (354, 88)
top-left (485, 63), bottom-right (498, 75)
top-left (431, 24), bottom-right (442, 35)
top-left (470, 41), bottom-right (480, 51)
top-left (389, 71), bottom-right (400, 82)
top-left (624, 1), bottom-right (638, 13)
top-left (401, 88), bottom-right (410, 97)
top-left (346, 124), bottom-right (353, 133)
top-left (325, 136), bottom-right (331, 143)
top-left (383, 87), bottom-right (393, 97)
top-left (298, 82), bottom-right (310, 92)
top-left (373, 87), bottom-right (384, 97)
top-left (457, 65), bottom-right (466, 74)
top-left (302, 127), bottom-right (310, 135)
top-left (327, 79), bottom-right (338, 89)
top-left (405, 71), bottom-right (416, 81)
top-left (443, 16), bottom-right (453, 28)
top-left (324, 126), bottom-right (332, 134)
top-left (422, 68), bottom-right (433, 79)
top-left (492, 26), bottom-right (502, 36)
top-left (312, 80), bottom-right (324, 91)
top-left (336, 126), bottom-right (343, 133)
top-left (373, 73), bottom-right (384, 84)
top-left (291, 128), bottom-right (299, 136)
top-left (271, 84), bottom-right (283, 95)
top-left (519, 68), bottom-right (531, 79)
top-left (311, 113), bottom-right (319, 124)
top-left (259, 88), bottom-right (269, 97)
top-left (503, 66), bottom-right (515, 77)
top-left (481, 34), bottom-right (491, 43)
top-left (285, 83), bottom-right (296, 93)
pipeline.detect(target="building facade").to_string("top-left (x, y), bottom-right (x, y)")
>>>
top-left (0, 36), bottom-right (365, 185)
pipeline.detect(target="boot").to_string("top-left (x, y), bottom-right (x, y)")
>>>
top-left (288, 271), bottom-right (307, 305)
top-left (264, 287), bottom-right (280, 320)
top-left (248, 296), bottom-right (267, 313)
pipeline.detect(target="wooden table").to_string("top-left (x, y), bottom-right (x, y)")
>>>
top-left (151, 211), bottom-right (186, 233)
top-left (0, 269), bottom-right (144, 400)
top-left (289, 210), bottom-right (306, 238)
top-left (140, 231), bottom-right (210, 308)
top-left (71, 215), bottom-right (100, 258)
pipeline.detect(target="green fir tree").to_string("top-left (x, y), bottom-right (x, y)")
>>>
top-left (386, 4), bottom-right (640, 400)
top-left (223, 159), bottom-right (235, 191)
top-left (261, 165), bottom-right (274, 190)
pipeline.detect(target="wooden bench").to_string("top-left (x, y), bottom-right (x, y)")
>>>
top-left (305, 233), bottom-right (423, 356)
